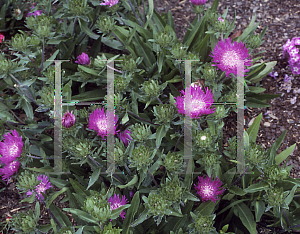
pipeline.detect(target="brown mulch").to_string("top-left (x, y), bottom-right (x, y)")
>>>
top-left (153, 0), bottom-right (300, 179)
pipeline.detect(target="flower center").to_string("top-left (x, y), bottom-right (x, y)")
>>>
top-left (222, 50), bottom-right (241, 69)
top-left (192, 98), bottom-right (206, 112)
top-left (9, 143), bottom-right (19, 157)
top-left (202, 185), bottom-right (214, 197)
top-left (96, 119), bottom-right (107, 133)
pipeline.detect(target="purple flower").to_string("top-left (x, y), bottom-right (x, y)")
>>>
top-left (290, 96), bottom-right (297, 105)
top-left (218, 16), bottom-right (224, 22)
top-left (210, 38), bottom-right (252, 78)
top-left (100, 0), bottom-right (119, 7)
top-left (283, 39), bottom-right (294, 58)
top-left (88, 107), bottom-right (119, 139)
top-left (27, 7), bottom-right (42, 17)
top-left (129, 191), bottom-right (134, 198)
top-left (190, 0), bottom-right (207, 5)
top-left (62, 110), bottom-right (76, 128)
top-left (284, 74), bottom-right (291, 83)
top-left (108, 194), bottom-right (128, 221)
top-left (0, 130), bottom-right (23, 164)
top-left (0, 160), bottom-right (21, 184)
top-left (292, 37), bottom-right (300, 46)
top-left (175, 86), bottom-right (215, 119)
top-left (75, 52), bottom-right (90, 65)
top-left (289, 54), bottom-right (300, 66)
top-left (291, 65), bottom-right (300, 75)
top-left (27, 175), bottom-right (52, 201)
top-left (117, 129), bottom-right (132, 146)
top-left (194, 175), bottom-right (224, 203)
top-left (268, 71), bottom-right (278, 79)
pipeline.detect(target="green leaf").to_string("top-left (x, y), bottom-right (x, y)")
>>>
top-left (85, 168), bottom-right (100, 190)
top-left (245, 97), bottom-right (270, 108)
top-left (167, 11), bottom-right (175, 31)
top-left (122, 191), bottom-right (140, 234)
top-left (233, 202), bottom-right (256, 234)
top-left (78, 18), bottom-right (100, 40)
top-left (275, 143), bottom-right (296, 165)
top-left (182, 191), bottom-right (200, 202)
top-left (248, 61), bottom-right (277, 83)
top-left (244, 181), bottom-right (269, 193)
top-left (133, 34), bottom-right (156, 69)
top-left (267, 130), bottom-right (287, 167)
top-left (69, 178), bottom-right (89, 197)
top-left (156, 125), bottom-right (167, 149)
top-left (217, 199), bottom-right (250, 215)
top-left (71, 89), bottom-right (106, 102)
top-left (195, 201), bottom-right (216, 215)
top-left (26, 167), bottom-right (54, 173)
top-left (110, 204), bottom-right (131, 219)
top-left (194, 33), bottom-right (210, 62)
top-left (118, 175), bottom-right (138, 189)
top-left (144, 0), bottom-right (154, 29)
top-left (46, 187), bottom-right (68, 209)
top-left (50, 203), bottom-right (72, 227)
top-left (247, 86), bottom-right (266, 94)
top-left (20, 97), bottom-right (34, 120)
top-left (130, 209), bottom-right (148, 227)
top-left (229, 186), bottom-right (246, 196)
top-left (21, 192), bottom-right (36, 203)
top-left (43, 50), bottom-right (59, 72)
top-left (63, 208), bottom-right (99, 224)
top-left (253, 200), bottom-right (265, 222)
top-left (78, 65), bottom-right (99, 76)
top-left (285, 184), bottom-right (298, 207)
top-left (246, 113), bottom-right (262, 143)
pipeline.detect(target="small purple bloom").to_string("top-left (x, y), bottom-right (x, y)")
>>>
top-left (268, 71), bottom-right (278, 79)
top-left (283, 39), bottom-right (294, 58)
top-left (0, 160), bottom-right (21, 184)
top-left (292, 37), bottom-right (300, 46)
top-left (175, 86), bottom-right (215, 119)
top-left (27, 6), bottom-right (42, 17)
top-left (100, 0), bottom-right (119, 7)
top-left (218, 16), bottom-right (224, 22)
top-left (129, 191), bottom-right (134, 198)
top-left (88, 107), bottom-right (119, 139)
top-left (210, 38), bottom-right (252, 78)
top-left (190, 0), bottom-right (207, 5)
top-left (75, 52), bottom-right (90, 65)
top-left (291, 65), bottom-right (300, 75)
top-left (117, 129), bottom-right (132, 146)
top-left (289, 54), bottom-right (300, 65)
top-left (62, 110), bottom-right (76, 128)
top-left (284, 74), bottom-right (291, 83)
top-left (27, 175), bottom-right (52, 201)
top-left (0, 130), bottom-right (23, 164)
top-left (108, 194), bottom-right (128, 221)
top-left (290, 96), bottom-right (297, 105)
top-left (194, 174), bottom-right (224, 203)
top-left (264, 110), bottom-right (271, 116)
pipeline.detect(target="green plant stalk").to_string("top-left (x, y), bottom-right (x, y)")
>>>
top-left (27, 55), bottom-right (41, 76)
top-left (147, 168), bottom-right (159, 188)
top-left (127, 0), bottom-right (143, 27)
top-left (40, 37), bottom-right (45, 74)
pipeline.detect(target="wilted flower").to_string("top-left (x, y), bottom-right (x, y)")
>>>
top-left (75, 52), bottom-right (90, 65)
top-left (0, 130), bottom-right (23, 164)
top-left (117, 129), bottom-right (132, 146)
top-left (190, 0), bottom-right (207, 5)
top-left (0, 33), bottom-right (4, 43)
top-left (0, 160), bottom-right (21, 184)
top-left (88, 107), bottom-right (119, 139)
top-left (194, 175), bottom-right (224, 203)
top-left (27, 7), bottom-right (43, 17)
top-left (108, 194), bottom-right (128, 220)
top-left (210, 38), bottom-right (252, 77)
top-left (62, 110), bottom-right (76, 128)
top-left (26, 175), bottom-right (52, 200)
top-left (100, 0), bottom-right (119, 7)
top-left (175, 86), bottom-right (215, 119)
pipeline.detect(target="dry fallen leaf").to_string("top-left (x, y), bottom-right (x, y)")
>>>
top-left (230, 30), bottom-right (242, 39)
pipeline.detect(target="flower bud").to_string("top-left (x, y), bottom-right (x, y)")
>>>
top-left (68, 0), bottom-right (90, 16)
top-left (213, 17), bottom-right (229, 33)
top-left (171, 43), bottom-right (187, 60)
top-left (264, 187), bottom-right (288, 209)
top-left (129, 144), bottom-right (153, 170)
top-left (72, 139), bottom-right (92, 160)
top-left (11, 33), bottom-right (27, 51)
top-left (225, 136), bottom-right (237, 158)
top-left (84, 191), bottom-right (111, 223)
top-left (114, 138), bottom-right (126, 166)
top-left (94, 55), bottom-right (108, 70)
top-left (36, 84), bottom-right (54, 110)
top-left (119, 55), bottom-right (138, 73)
top-left (62, 110), bottom-right (76, 128)
top-left (160, 175), bottom-right (183, 202)
top-left (188, 212), bottom-right (216, 233)
top-left (206, 9), bottom-right (218, 26)
top-left (14, 8), bottom-right (21, 16)
top-left (58, 227), bottom-right (75, 234)
top-left (130, 123), bottom-right (152, 142)
top-left (162, 152), bottom-right (184, 173)
top-left (192, 5), bottom-right (205, 14)
top-left (245, 142), bottom-right (268, 167)
top-left (264, 165), bottom-right (290, 185)
top-left (194, 129), bottom-right (214, 149)
top-left (247, 34), bottom-right (262, 49)
top-left (96, 16), bottom-right (115, 34)
top-left (0, 55), bottom-right (17, 78)
top-left (196, 151), bottom-right (221, 168)
top-left (210, 105), bottom-right (228, 119)
top-left (75, 52), bottom-right (90, 65)
top-left (114, 76), bottom-right (129, 93)
top-left (202, 63), bottom-right (218, 81)
top-left (100, 222), bottom-right (122, 234)
top-left (141, 79), bottom-right (162, 97)
top-left (144, 191), bottom-right (171, 217)
top-left (155, 25), bottom-right (175, 48)
top-left (153, 104), bottom-right (176, 124)
top-left (10, 212), bottom-right (37, 233)
top-left (16, 170), bottom-right (39, 191)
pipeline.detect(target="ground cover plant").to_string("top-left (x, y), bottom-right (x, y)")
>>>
top-left (0, 0), bottom-right (300, 233)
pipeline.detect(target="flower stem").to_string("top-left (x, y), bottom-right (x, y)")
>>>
top-left (33, 189), bottom-right (62, 228)
top-left (147, 168), bottom-right (159, 187)
top-left (27, 55), bottom-right (41, 76)
top-left (127, 0), bottom-right (143, 27)
top-left (156, 96), bottom-right (163, 104)
top-left (230, 166), bottom-right (249, 187)
top-left (174, 134), bottom-right (182, 152)
top-left (116, 12), bottom-right (126, 26)
top-left (119, 106), bottom-right (160, 126)
top-left (40, 37), bottom-right (45, 73)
